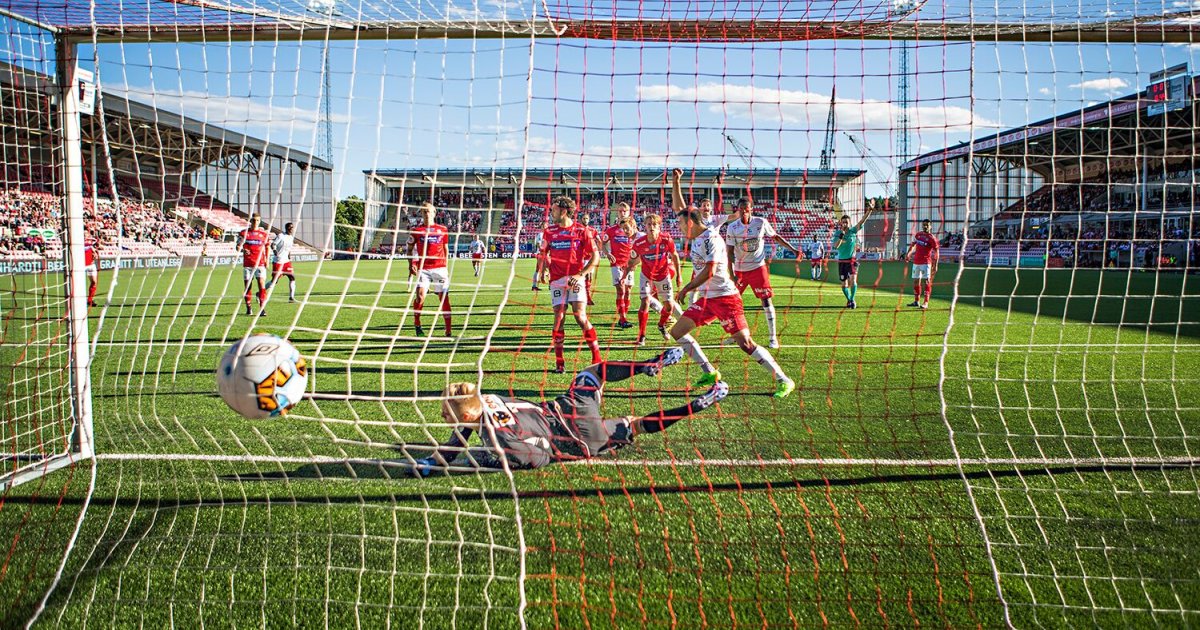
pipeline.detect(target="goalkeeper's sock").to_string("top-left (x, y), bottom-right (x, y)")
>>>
top-left (849, 284), bottom-right (857, 300)
top-left (842, 286), bottom-right (851, 301)
top-left (583, 326), bottom-right (602, 364)
top-left (678, 334), bottom-right (715, 373)
top-left (638, 309), bottom-right (649, 337)
top-left (638, 402), bottom-right (698, 434)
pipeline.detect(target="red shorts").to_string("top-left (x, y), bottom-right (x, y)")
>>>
top-left (734, 265), bottom-right (773, 299)
top-left (682, 295), bottom-right (748, 335)
top-left (472, 254), bottom-right (483, 260)
top-left (272, 262), bottom-right (294, 275)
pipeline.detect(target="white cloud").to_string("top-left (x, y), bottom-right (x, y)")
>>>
top-left (636, 82), bottom-right (993, 133)
top-left (471, 134), bottom-right (674, 168)
top-left (1038, 87), bottom-right (1053, 96)
top-left (1067, 77), bottom-right (1130, 93)
top-left (106, 84), bottom-right (350, 137)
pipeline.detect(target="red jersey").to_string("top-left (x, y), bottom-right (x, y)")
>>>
top-left (240, 228), bottom-right (270, 268)
top-left (910, 231), bottom-right (940, 265)
top-left (600, 225), bottom-right (634, 266)
top-left (84, 238), bottom-right (96, 267)
top-left (409, 224), bottom-right (449, 270)
top-left (632, 234), bottom-right (677, 282)
top-left (539, 223), bottom-right (596, 281)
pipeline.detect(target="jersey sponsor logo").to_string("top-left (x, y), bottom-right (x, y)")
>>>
top-left (548, 240), bottom-right (575, 250)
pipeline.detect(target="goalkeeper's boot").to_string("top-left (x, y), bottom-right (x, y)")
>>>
top-left (695, 369), bottom-right (722, 388)
top-left (693, 381), bottom-right (730, 411)
top-left (643, 347), bottom-right (684, 377)
top-left (774, 376), bottom-right (796, 399)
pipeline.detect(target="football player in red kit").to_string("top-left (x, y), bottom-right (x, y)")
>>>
top-left (599, 202), bottom-right (636, 328)
top-left (407, 202), bottom-right (454, 336)
top-left (237, 214), bottom-right (271, 316)
top-left (533, 196), bottom-right (602, 373)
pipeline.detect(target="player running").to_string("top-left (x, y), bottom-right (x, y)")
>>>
top-left (534, 196), bottom-right (603, 373)
top-left (407, 348), bottom-right (729, 475)
top-left (808, 240), bottom-right (825, 280)
top-left (265, 222), bottom-right (298, 303)
top-left (407, 202), bottom-right (454, 337)
top-left (724, 197), bottom-right (801, 349)
top-left (670, 201), bottom-right (796, 399)
top-left (831, 199), bottom-right (876, 310)
top-left (600, 202), bottom-right (636, 328)
top-left (904, 218), bottom-right (940, 309)
top-left (469, 233), bottom-right (486, 277)
top-left (623, 214), bottom-right (683, 346)
top-left (84, 232), bottom-right (99, 308)
top-left (237, 214), bottom-right (271, 316)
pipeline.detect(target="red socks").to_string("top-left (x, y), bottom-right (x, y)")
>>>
top-left (552, 331), bottom-right (566, 368)
top-left (413, 298), bottom-right (424, 327)
top-left (583, 326), bottom-right (601, 364)
top-left (638, 309), bottom-right (649, 337)
top-left (440, 294), bottom-right (453, 334)
top-left (87, 282), bottom-right (97, 305)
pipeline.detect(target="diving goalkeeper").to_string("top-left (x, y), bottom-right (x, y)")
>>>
top-left (409, 348), bottom-right (729, 475)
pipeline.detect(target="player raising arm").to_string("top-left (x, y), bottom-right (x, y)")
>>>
top-left (407, 202), bottom-right (454, 337)
top-left (237, 214), bottom-right (271, 316)
top-left (600, 202), bottom-right (636, 328)
top-left (671, 167), bottom-right (734, 230)
top-left (831, 199), bottom-right (876, 309)
top-left (623, 213), bottom-right (683, 346)
top-left (534, 196), bottom-right (603, 373)
top-left (724, 197), bottom-right (800, 348)
top-left (904, 218), bottom-right (940, 309)
top-left (670, 202), bottom-right (796, 399)
top-left (266, 222), bottom-right (298, 303)
top-left (408, 348), bottom-right (728, 475)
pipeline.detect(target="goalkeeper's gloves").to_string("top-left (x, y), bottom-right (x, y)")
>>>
top-left (410, 456), bottom-right (438, 478)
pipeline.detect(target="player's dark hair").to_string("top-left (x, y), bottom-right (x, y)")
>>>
top-left (737, 197), bottom-right (752, 209)
top-left (553, 195), bottom-right (576, 212)
top-left (285, 222), bottom-right (294, 232)
top-left (676, 208), bottom-right (702, 226)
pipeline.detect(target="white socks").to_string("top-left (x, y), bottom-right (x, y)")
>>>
top-left (678, 334), bottom-right (715, 373)
top-left (750, 346), bottom-right (785, 380)
top-left (647, 296), bottom-right (664, 313)
top-left (764, 302), bottom-right (777, 342)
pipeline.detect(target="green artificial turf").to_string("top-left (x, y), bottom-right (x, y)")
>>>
top-left (1, 258), bottom-right (1198, 628)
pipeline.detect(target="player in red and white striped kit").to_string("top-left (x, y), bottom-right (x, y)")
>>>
top-left (237, 214), bottom-right (271, 316)
top-left (623, 213), bottom-right (683, 346)
top-left (407, 202), bottom-right (453, 337)
top-left (534, 196), bottom-right (602, 373)
top-left (84, 233), bottom-right (99, 307)
top-left (904, 218), bottom-right (940, 309)
top-left (599, 202), bottom-right (636, 328)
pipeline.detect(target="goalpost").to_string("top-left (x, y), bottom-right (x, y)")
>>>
top-left (1, 0), bottom-right (1199, 627)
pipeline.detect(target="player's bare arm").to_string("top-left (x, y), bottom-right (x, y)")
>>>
top-left (670, 168), bottom-right (686, 213)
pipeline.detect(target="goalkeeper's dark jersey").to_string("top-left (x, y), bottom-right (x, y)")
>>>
top-left (475, 392), bottom-right (613, 469)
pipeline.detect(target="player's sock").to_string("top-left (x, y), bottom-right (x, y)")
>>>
top-left (849, 284), bottom-right (858, 300)
top-left (648, 296), bottom-right (663, 313)
top-left (258, 289), bottom-right (266, 306)
top-left (763, 301), bottom-right (777, 342)
top-left (583, 326), bottom-right (602, 364)
top-left (440, 294), bottom-right (453, 335)
top-left (638, 309), bottom-right (649, 337)
top-left (925, 283), bottom-right (933, 301)
top-left (288, 279), bottom-right (296, 301)
top-left (552, 331), bottom-right (566, 369)
top-left (87, 282), bottom-right (97, 305)
top-left (413, 298), bottom-right (424, 329)
top-left (658, 307), bottom-right (672, 327)
top-left (914, 281), bottom-right (921, 299)
top-left (749, 346), bottom-right (786, 380)
top-left (244, 289), bottom-right (253, 307)
top-left (842, 286), bottom-right (851, 301)
top-left (678, 334), bottom-right (715, 373)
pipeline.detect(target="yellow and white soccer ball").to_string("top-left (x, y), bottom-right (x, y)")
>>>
top-left (216, 333), bottom-right (308, 419)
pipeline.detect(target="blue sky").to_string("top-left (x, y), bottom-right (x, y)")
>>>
top-left (3, 6), bottom-right (1195, 199)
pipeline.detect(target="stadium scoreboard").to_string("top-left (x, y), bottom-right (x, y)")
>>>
top-left (1146, 64), bottom-right (1191, 116)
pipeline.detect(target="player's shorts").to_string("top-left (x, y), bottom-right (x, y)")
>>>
top-left (243, 266), bottom-right (267, 282)
top-left (84, 263), bottom-right (98, 276)
top-left (734, 265), bottom-right (773, 299)
top-left (548, 276), bottom-right (586, 307)
top-left (810, 257), bottom-right (822, 267)
top-left (639, 274), bottom-right (675, 301)
top-left (472, 253), bottom-right (483, 261)
top-left (838, 260), bottom-right (859, 282)
top-left (911, 263), bottom-right (931, 280)
top-left (414, 267), bottom-right (451, 293)
top-left (272, 262), bottom-right (294, 275)
top-left (610, 266), bottom-right (634, 287)
top-left (682, 294), bottom-right (749, 335)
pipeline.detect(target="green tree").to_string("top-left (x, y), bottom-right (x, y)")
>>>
top-left (335, 196), bottom-right (365, 251)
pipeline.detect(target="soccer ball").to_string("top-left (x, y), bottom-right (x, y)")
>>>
top-left (216, 333), bottom-right (308, 419)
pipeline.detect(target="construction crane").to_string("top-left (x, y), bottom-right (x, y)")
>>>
top-left (844, 133), bottom-right (896, 197)
top-left (724, 133), bottom-right (774, 173)
top-left (819, 88), bottom-right (836, 170)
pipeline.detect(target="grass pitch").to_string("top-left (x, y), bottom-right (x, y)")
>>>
top-left (2, 257), bottom-right (1199, 628)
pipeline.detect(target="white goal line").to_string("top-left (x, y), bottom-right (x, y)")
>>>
top-left (94, 452), bottom-right (1200, 469)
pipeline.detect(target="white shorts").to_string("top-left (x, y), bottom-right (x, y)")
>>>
top-left (610, 266), bottom-right (634, 287)
top-left (84, 264), bottom-right (98, 277)
top-left (414, 267), bottom-right (451, 294)
top-left (243, 266), bottom-right (267, 282)
top-left (549, 276), bottom-right (586, 307)
top-left (911, 263), bottom-right (932, 280)
top-left (639, 274), bottom-right (675, 302)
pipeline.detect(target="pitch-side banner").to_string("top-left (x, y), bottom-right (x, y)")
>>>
top-left (0, 256), bottom-right (184, 274)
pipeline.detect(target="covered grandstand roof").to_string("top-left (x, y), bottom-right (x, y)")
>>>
top-left (1, 0), bottom-right (1198, 43)
top-left (901, 77), bottom-right (1200, 180)
top-left (368, 167), bottom-right (865, 189)
top-left (0, 59), bottom-right (332, 183)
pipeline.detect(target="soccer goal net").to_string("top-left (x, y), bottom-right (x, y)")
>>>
top-left (1, 0), bottom-right (1198, 627)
